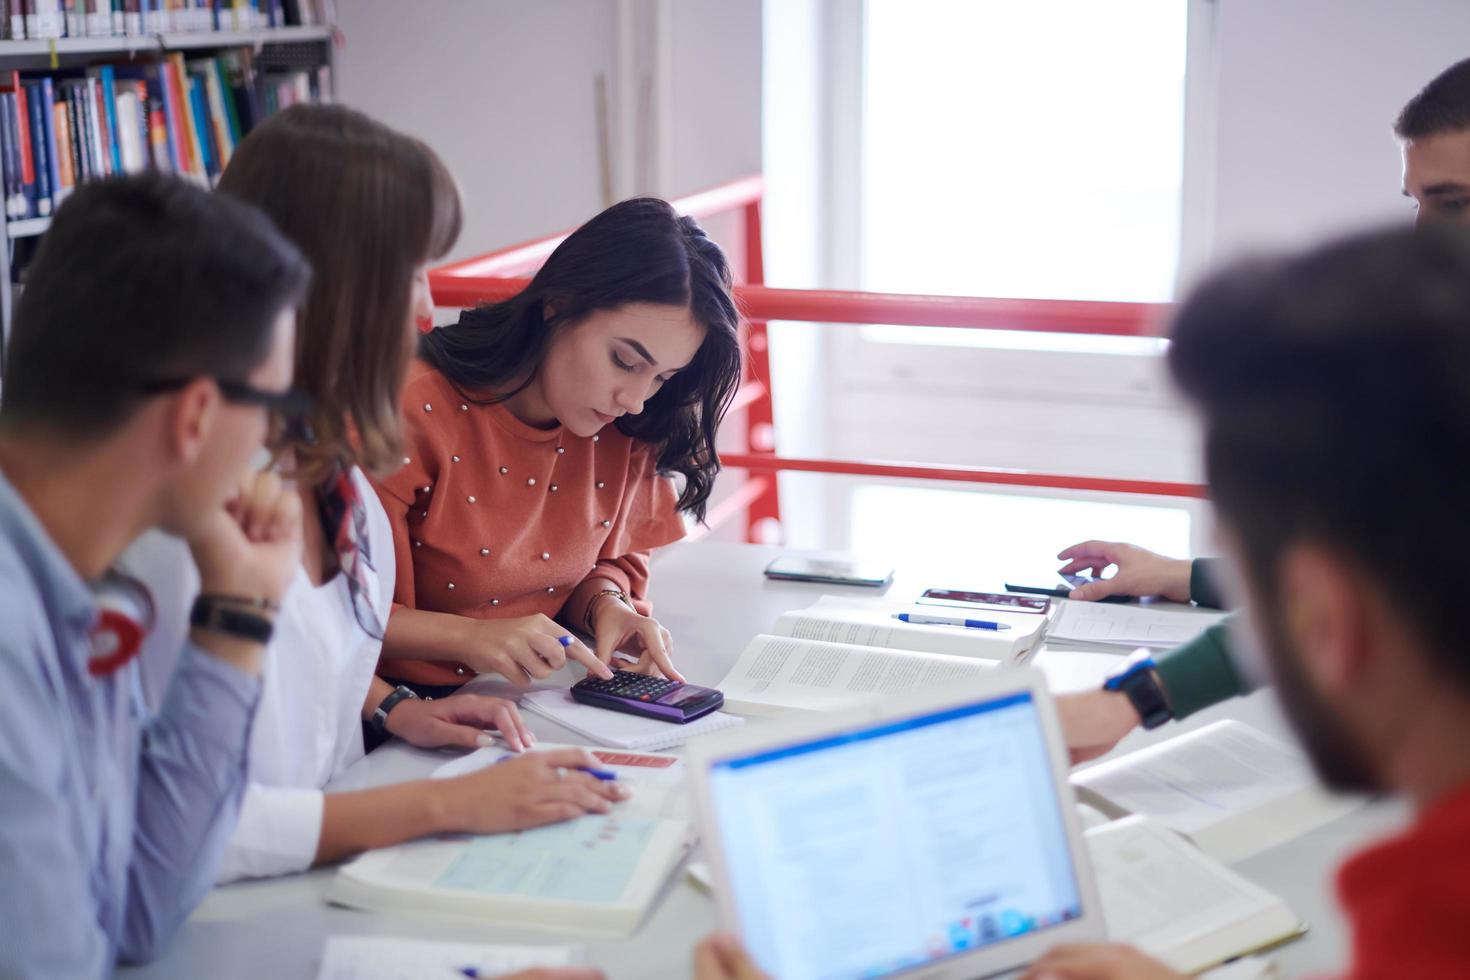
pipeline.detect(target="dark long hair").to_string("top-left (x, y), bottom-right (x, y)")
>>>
top-left (218, 104), bottom-right (463, 482)
top-left (421, 197), bottom-right (742, 521)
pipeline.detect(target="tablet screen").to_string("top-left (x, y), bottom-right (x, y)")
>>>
top-left (706, 693), bottom-right (1083, 980)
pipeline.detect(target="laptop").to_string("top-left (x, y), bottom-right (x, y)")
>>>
top-left (687, 669), bottom-right (1103, 980)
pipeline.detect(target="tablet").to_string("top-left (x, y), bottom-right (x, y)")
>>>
top-left (688, 672), bottom-right (1103, 980)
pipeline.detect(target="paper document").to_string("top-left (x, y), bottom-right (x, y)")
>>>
top-left (1047, 601), bottom-right (1229, 649)
top-left (316, 936), bottom-right (579, 979)
top-left (1074, 720), bottom-right (1364, 861)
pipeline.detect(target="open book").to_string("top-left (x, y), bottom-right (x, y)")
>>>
top-left (1088, 816), bottom-right (1305, 973)
top-left (1073, 720), bottom-right (1365, 862)
top-left (776, 595), bottom-right (1046, 661)
top-left (326, 813), bottom-right (692, 937)
top-left (712, 596), bottom-right (1045, 717)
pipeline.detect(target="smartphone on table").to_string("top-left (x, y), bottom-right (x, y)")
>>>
top-left (1003, 574), bottom-right (1137, 603)
top-left (917, 588), bottom-right (1051, 615)
top-left (763, 556), bottom-right (894, 588)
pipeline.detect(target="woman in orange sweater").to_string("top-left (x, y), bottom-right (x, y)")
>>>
top-left (372, 198), bottom-right (741, 698)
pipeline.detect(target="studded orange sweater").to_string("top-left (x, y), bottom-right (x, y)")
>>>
top-left (371, 360), bottom-right (686, 688)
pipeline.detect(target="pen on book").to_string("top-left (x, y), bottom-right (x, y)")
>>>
top-left (891, 612), bottom-right (1011, 631)
top-left (492, 752), bottom-right (618, 782)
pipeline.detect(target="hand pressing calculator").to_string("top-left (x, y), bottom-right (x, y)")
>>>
top-left (570, 670), bottom-right (725, 724)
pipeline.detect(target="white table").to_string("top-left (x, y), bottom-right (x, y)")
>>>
top-left (119, 541), bottom-right (1407, 980)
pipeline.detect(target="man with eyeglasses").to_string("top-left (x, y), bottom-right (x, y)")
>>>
top-left (0, 173), bottom-right (311, 978)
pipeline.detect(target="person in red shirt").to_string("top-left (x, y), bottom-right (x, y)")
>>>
top-left (1018, 227), bottom-right (1470, 979)
top-left (693, 229), bottom-right (1470, 980)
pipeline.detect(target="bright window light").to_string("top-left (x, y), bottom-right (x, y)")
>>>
top-left (862, 0), bottom-right (1187, 351)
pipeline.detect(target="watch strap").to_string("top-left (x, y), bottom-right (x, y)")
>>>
top-left (189, 595), bottom-right (274, 644)
top-left (1104, 656), bottom-right (1173, 730)
top-left (371, 684), bottom-right (419, 736)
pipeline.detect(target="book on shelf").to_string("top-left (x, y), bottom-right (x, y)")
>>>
top-left (1087, 815), bottom-right (1306, 973)
top-left (714, 595), bottom-right (1047, 717)
top-left (1072, 719), bottom-right (1366, 863)
top-left (0, 48), bottom-right (328, 220)
top-left (1, 0), bottom-right (336, 41)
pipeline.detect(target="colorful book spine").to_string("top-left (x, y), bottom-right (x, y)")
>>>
top-left (52, 100), bottom-right (75, 199)
top-left (22, 81), bottom-right (51, 216)
top-left (36, 77), bottom-right (63, 206)
top-left (0, 93), bottom-right (22, 219)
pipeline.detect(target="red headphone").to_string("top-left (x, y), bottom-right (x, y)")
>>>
top-left (89, 572), bottom-right (155, 678)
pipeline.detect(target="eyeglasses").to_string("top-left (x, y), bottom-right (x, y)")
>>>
top-left (138, 376), bottom-right (316, 449)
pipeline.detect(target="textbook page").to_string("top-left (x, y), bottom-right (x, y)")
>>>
top-left (1073, 720), bottom-right (1364, 862)
top-left (1088, 816), bottom-right (1303, 974)
top-left (1047, 601), bottom-right (1228, 650)
top-left (327, 812), bottom-right (692, 937)
top-left (716, 634), bottom-right (992, 716)
top-left (317, 937), bottom-right (580, 979)
top-left (773, 595), bottom-right (1044, 663)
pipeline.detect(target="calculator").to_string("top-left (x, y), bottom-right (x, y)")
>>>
top-left (570, 670), bottom-right (725, 723)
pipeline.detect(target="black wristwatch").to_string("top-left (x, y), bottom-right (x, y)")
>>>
top-left (1103, 654), bottom-right (1173, 730)
top-left (190, 594), bottom-right (274, 644)
top-left (371, 684), bottom-right (419, 736)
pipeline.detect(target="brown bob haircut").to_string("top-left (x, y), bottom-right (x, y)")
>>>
top-left (216, 103), bottom-right (462, 481)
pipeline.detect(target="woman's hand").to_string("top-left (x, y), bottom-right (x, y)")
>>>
top-left (434, 748), bottom-right (630, 835)
top-left (385, 692), bottom-right (536, 752)
top-left (590, 599), bottom-right (683, 681)
top-left (1056, 541), bottom-right (1194, 603)
top-left (693, 933), bottom-right (771, 980)
top-left (1020, 943), bottom-right (1188, 980)
top-left (461, 614), bottom-right (612, 686)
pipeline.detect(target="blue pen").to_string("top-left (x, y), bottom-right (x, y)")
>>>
top-left (891, 612), bottom-right (1011, 631)
top-left (492, 754), bottom-right (618, 781)
top-left (458, 968), bottom-right (480, 979)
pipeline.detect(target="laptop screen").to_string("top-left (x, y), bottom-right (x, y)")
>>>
top-left (706, 692), bottom-right (1083, 980)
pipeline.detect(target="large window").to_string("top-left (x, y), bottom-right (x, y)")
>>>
top-left (862, 0), bottom-right (1187, 352)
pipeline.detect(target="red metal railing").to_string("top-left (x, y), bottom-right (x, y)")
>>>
top-left (429, 175), bottom-right (1200, 543)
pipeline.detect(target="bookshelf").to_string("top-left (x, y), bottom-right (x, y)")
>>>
top-left (0, 22), bottom-right (335, 378)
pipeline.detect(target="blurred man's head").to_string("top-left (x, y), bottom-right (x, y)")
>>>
top-left (1398, 58), bottom-right (1470, 226)
top-left (1168, 226), bottom-right (1470, 798)
top-left (0, 174), bottom-right (310, 537)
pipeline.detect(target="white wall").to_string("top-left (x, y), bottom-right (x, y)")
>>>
top-left (1207, 0), bottom-right (1470, 264)
top-left (334, 0), bottom-right (762, 262)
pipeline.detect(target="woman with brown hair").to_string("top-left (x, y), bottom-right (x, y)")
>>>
top-left (122, 104), bottom-right (624, 884)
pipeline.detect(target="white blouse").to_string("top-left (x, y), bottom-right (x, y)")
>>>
top-left (123, 466), bottom-right (395, 882)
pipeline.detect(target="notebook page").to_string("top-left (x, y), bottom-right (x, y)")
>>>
top-left (1047, 601), bottom-right (1228, 649)
top-left (716, 634), bottom-right (992, 714)
top-left (317, 936), bottom-right (578, 979)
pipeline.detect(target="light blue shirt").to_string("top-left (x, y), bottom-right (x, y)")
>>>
top-left (0, 467), bottom-right (260, 978)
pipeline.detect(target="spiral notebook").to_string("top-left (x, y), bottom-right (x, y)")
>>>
top-left (520, 688), bottom-right (743, 751)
